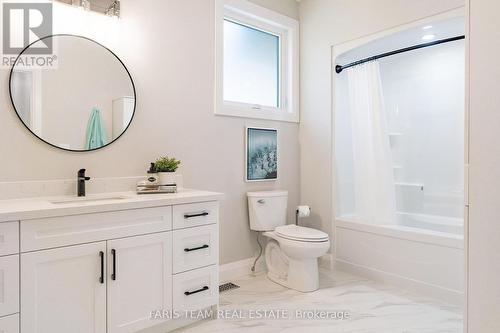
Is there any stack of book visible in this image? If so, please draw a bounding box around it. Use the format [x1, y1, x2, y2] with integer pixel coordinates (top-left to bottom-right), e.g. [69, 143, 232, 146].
[136, 183, 177, 194]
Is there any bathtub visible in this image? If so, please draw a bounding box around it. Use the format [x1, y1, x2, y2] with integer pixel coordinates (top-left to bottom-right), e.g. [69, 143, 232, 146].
[396, 212, 463, 235]
[334, 214, 464, 305]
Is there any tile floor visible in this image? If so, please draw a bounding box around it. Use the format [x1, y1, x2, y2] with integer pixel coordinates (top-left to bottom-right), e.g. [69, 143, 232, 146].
[175, 269, 462, 333]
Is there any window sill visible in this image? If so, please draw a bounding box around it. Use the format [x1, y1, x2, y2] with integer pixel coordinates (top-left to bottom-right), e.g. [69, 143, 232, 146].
[215, 105, 299, 123]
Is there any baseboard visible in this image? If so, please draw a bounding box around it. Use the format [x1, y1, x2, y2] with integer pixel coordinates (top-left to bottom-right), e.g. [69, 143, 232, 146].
[220, 253, 334, 283]
[219, 257, 266, 283]
[335, 259, 464, 306]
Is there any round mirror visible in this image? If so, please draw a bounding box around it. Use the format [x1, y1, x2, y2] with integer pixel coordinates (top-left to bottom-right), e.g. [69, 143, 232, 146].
[9, 35, 136, 152]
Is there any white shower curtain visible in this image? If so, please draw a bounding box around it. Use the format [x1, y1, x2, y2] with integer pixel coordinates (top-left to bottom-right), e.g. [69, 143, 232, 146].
[347, 61, 396, 224]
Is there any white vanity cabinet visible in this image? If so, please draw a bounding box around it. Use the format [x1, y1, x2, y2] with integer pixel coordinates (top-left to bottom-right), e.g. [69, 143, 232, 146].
[107, 232, 173, 333]
[0, 222, 19, 256]
[0, 221, 20, 333]
[0, 254, 19, 318]
[0, 191, 221, 333]
[0, 314, 19, 333]
[21, 233, 175, 333]
[21, 242, 108, 333]
[171, 203, 219, 313]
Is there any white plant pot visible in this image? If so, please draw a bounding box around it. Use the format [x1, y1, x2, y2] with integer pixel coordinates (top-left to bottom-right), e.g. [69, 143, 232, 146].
[158, 172, 178, 186]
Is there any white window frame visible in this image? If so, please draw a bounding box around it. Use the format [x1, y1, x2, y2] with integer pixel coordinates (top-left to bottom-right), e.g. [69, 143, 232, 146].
[215, 0, 299, 123]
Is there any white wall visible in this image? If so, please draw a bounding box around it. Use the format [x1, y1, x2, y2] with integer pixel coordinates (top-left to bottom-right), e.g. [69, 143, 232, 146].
[468, 0, 500, 331]
[241, 0, 298, 21]
[0, 0, 300, 265]
[298, 0, 465, 238]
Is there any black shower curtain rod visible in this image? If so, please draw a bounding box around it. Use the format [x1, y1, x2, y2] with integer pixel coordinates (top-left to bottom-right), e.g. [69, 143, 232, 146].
[335, 35, 465, 74]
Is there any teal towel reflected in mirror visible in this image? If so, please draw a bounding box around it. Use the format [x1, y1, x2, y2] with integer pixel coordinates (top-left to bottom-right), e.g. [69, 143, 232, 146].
[85, 107, 108, 150]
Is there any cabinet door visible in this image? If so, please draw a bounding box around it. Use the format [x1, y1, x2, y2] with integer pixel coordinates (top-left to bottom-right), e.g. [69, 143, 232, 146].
[0, 255, 19, 317]
[21, 242, 107, 333]
[0, 314, 19, 333]
[107, 232, 172, 333]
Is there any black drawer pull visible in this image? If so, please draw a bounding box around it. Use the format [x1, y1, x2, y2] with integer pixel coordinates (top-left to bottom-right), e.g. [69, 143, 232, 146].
[184, 244, 209, 252]
[111, 249, 117, 281]
[99, 251, 104, 284]
[184, 286, 209, 296]
[184, 212, 209, 219]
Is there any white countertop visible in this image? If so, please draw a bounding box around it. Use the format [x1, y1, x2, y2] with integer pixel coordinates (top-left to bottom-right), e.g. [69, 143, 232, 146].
[0, 189, 223, 222]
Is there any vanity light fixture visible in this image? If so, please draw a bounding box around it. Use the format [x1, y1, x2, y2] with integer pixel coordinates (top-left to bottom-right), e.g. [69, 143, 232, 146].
[72, 0, 90, 11]
[58, 0, 120, 17]
[105, 0, 120, 18]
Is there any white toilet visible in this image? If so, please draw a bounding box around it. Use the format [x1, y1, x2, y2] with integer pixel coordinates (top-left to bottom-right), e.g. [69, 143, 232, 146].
[247, 190, 330, 292]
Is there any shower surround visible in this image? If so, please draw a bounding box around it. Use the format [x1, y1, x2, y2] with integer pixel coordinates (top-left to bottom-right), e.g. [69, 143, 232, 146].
[333, 15, 465, 305]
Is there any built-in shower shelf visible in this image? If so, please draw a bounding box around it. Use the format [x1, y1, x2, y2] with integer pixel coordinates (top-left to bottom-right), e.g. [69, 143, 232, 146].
[388, 132, 403, 137]
[395, 182, 424, 191]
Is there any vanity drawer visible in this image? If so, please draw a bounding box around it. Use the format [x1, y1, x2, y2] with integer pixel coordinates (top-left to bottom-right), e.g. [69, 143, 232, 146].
[173, 265, 218, 311]
[0, 255, 19, 318]
[173, 202, 218, 230]
[0, 313, 19, 333]
[21, 206, 172, 252]
[173, 224, 218, 274]
[0, 222, 19, 256]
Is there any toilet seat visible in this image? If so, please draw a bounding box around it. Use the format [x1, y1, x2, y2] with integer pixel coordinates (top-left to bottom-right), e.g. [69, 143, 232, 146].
[275, 225, 329, 242]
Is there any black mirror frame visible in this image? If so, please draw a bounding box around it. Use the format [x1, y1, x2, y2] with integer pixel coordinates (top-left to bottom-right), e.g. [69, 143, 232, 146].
[8, 34, 137, 153]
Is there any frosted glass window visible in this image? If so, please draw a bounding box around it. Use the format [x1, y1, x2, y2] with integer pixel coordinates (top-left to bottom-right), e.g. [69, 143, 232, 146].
[223, 19, 280, 108]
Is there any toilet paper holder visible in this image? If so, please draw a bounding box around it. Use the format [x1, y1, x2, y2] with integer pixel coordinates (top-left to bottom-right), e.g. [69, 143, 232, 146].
[295, 205, 311, 225]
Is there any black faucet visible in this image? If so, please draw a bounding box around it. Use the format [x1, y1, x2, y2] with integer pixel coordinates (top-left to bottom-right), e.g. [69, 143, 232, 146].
[77, 169, 91, 197]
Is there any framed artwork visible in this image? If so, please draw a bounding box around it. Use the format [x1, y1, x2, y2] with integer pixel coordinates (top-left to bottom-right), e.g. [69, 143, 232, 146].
[246, 127, 278, 182]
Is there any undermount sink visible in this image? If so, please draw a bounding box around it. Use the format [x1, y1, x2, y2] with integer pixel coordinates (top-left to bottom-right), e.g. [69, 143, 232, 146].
[50, 194, 130, 205]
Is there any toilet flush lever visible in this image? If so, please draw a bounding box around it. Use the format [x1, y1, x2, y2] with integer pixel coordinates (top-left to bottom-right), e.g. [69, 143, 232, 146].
[257, 199, 266, 204]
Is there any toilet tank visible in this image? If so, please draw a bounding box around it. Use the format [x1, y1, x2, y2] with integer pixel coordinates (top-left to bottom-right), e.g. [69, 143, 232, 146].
[247, 190, 288, 231]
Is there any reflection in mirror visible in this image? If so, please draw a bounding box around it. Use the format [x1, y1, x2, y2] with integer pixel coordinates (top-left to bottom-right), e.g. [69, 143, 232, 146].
[9, 35, 136, 151]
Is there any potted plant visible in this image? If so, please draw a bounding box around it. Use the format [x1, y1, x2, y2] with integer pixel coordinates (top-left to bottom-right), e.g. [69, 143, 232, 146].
[155, 156, 181, 185]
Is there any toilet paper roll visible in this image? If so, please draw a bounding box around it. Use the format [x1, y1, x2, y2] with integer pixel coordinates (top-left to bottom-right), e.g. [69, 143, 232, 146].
[297, 205, 311, 218]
